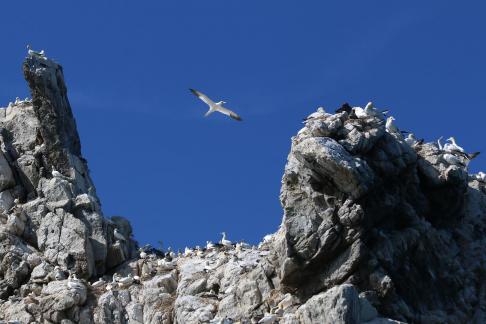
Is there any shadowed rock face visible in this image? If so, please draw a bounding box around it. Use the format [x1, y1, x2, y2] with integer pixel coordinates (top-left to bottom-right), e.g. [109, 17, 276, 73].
[0, 55, 485, 324]
[278, 109, 485, 323]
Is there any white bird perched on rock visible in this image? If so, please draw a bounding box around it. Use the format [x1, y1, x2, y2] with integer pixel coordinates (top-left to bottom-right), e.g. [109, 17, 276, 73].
[405, 133, 424, 148]
[157, 258, 176, 271]
[184, 247, 194, 257]
[442, 153, 463, 166]
[51, 169, 63, 178]
[117, 274, 134, 287]
[220, 232, 232, 247]
[206, 241, 216, 250]
[14, 97, 20, 105]
[303, 107, 328, 121]
[475, 172, 486, 182]
[258, 313, 278, 324]
[139, 248, 147, 259]
[235, 241, 250, 252]
[352, 102, 387, 120]
[189, 89, 242, 121]
[106, 276, 117, 291]
[51, 166, 72, 181]
[437, 136, 444, 150]
[405, 133, 417, 146]
[113, 228, 127, 242]
[385, 116, 399, 134]
[91, 278, 105, 288]
[444, 137, 480, 160]
[53, 266, 66, 281]
[196, 246, 205, 257]
[352, 102, 372, 119]
[444, 136, 465, 154]
[27, 44, 45, 57]
[67, 273, 84, 290]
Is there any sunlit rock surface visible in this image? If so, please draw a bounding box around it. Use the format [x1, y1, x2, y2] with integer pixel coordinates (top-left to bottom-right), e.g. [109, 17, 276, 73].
[0, 55, 485, 323]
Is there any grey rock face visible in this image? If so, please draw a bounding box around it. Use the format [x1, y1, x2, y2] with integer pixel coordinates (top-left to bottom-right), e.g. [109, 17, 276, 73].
[277, 107, 486, 323]
[1, 55, 485, 324]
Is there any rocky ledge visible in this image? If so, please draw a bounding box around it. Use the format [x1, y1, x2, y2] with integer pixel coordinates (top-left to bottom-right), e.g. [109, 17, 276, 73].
[0, 55, 485, 324]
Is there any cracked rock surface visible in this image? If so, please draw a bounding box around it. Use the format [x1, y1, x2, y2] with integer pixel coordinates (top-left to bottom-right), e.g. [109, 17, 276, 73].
[0, 56, 485, 323]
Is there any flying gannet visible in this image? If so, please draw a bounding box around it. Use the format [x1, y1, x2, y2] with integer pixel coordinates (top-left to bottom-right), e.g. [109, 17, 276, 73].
[189, 89, 242, 121]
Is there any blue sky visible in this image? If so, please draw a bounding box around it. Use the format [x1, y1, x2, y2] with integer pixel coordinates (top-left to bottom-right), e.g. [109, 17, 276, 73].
[1, 1, 485, 250]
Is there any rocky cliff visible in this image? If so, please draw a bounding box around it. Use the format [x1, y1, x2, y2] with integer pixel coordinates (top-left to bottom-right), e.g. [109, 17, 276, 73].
[0, 55, 485, 324]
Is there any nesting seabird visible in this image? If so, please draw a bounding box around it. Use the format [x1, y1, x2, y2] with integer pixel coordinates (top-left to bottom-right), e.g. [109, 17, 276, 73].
[206, 241, 217, 251]
[257, 313, 278, 324]
[91, 278, 106, 288]
[304, 107, 327, 121]
[67, 273, 84, 290]
[476, 172, 486, 182]
[189, 89, 242, 121]
[352, 102, 387, 120]
[139, 248, 147, 259]
[442, 153, 463, 166]
[184, 247, 194, 257]
[405, 133, 424, 147]
[53, 266, 66, 281]
[385, 116, 399, 134]
[220, 232, 232, 247]
[157, 258, 176, 270]
[444, 137, 480, 160]
[235, 241, 250, 252]
[352, 102, 373, 119]
[437, 136, 444, 150]
[117, 274, 134, 287]
[27, 44, 45, 57]
[113, 228, 127, 242]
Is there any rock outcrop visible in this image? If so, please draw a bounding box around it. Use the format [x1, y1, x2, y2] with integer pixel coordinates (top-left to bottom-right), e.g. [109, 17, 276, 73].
[0, 55, 485, 324]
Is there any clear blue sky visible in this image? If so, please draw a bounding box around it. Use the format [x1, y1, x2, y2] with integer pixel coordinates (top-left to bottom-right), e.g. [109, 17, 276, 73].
[1, 1, 485, 250]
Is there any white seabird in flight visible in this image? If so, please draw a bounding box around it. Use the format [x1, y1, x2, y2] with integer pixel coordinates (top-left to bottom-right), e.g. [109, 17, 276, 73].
[189, 89, 242, 121]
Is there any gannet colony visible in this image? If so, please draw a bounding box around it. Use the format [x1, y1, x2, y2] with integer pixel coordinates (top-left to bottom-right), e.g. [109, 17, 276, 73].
[0, 49, 485, 323]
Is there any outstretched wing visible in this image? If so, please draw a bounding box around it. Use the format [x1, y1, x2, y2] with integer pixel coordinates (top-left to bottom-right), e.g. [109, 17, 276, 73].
[215, 105, 243, 121]
[189, 89, 216, 107]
